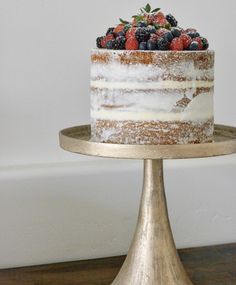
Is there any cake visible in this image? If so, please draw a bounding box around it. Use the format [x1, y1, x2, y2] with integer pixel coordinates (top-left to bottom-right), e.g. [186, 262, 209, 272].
[90, 4, 214, 145]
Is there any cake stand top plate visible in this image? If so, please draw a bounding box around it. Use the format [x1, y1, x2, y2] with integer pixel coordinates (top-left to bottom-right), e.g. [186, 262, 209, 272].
[59, 124, 236, 160]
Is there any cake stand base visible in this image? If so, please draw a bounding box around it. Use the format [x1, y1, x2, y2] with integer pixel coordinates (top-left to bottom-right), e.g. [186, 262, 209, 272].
[59, 124, 236, 285]
[112, 159, 193, 285]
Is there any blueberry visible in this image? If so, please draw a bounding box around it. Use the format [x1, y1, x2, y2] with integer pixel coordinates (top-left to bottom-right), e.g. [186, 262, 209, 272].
[189, 41, 199, 50]
[147, 40, 157, 50]
[137, 21, 147, 27]
[139, 42, 147, 50]
[171, 27, 181, 37]
[187, 32, 200, 39]
[163, 31, 174, 42]
[147, 25, 156, 34]
[106, 40, 115, 49]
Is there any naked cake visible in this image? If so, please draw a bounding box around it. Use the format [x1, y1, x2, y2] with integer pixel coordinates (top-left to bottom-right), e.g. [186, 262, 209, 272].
[90, 4, 214, 145]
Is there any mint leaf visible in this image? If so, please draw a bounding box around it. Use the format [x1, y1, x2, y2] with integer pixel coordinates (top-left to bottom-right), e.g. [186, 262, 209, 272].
[119, 18, 129, 24]
[151, 8, 161, 13]
[145, 3, 151, 13]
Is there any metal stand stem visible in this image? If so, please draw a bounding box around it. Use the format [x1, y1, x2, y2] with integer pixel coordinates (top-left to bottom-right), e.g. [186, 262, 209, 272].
[112, 159, 193, 285]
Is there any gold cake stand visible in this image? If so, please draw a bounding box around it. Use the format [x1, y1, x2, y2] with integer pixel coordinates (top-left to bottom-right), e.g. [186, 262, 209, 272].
[59, 124, 236, 285]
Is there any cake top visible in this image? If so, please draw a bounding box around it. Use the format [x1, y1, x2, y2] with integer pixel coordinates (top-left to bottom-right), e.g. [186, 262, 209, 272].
[96, 3, 209, 51]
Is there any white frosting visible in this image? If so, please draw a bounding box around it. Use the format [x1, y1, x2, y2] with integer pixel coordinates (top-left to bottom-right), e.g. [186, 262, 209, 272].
[91, 93, 213, 122]
[91, 62, 214, 82]
[91, 80, 213, 90]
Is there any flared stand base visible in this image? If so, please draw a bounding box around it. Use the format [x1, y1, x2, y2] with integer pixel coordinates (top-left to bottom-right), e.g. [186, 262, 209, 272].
[111, 159, 193, 285]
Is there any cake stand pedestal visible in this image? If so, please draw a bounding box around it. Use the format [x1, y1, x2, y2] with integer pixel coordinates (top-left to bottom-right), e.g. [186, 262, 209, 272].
[59, 124, 236, 285]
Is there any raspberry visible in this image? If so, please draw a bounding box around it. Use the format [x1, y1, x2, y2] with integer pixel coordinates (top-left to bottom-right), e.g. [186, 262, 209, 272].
[192, 37, 203, 50]
[113, 24, 124, 35]
[179, 34, 192, 49]
[126, 27, 137, 39]
[125, 37, 139, 50]
[101, 34, 114, 48]
[170, 37, 184, 51]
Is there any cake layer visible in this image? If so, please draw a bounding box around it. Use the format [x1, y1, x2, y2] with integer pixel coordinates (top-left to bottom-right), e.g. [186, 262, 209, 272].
[90, 49, 215, 145]
[91, 119, 214, 145]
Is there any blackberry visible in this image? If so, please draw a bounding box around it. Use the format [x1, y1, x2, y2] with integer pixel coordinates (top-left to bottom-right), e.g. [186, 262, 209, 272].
[147, 40, 157, 50]
[114, 36, 126, 50]
[139, 42, 147, 50]
[135, 27, 150, 42]
[163, 31, 174, 42]
[106, 40, 115, 49]
[187, 31, 200, 39]
[157, 38, 170, 50]
[166, 14, 178, 27]
[96, 36, 103, 48]
[106, 27, 114, 36]
[171, 27, 181, 38]
[188, 41, 199, 50]
[137, 21, 148, 28]
[200, 37, 209, 50]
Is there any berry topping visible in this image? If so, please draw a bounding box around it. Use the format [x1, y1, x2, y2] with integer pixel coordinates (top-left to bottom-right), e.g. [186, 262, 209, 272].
[166, 14, 178, 27]
[171, 27, 182, 38]
[106, 27, 114, 36]
[188, 41, 199, 50]
[101, 34, 114, 48]
[187, 31, 200, 39]
[115, 36, 126, 50]
[95, 4, 209, 51]
[135, 27, 150, 42]
[192, 37, 203, 50]
[125, 37, 139, 50]
[157, 38, 170, 50]
[96, 36, 103, 48]
[170, 38, 184, 51]
[179, 34, 192, 49]
[200, 37, 209, 50]
[163, 31, 174, 42]
[113, 24, 124, 35]
[106, 40, 115, 49]
[139, 41, 148, 50]
[126, 27, 137, 39]
[147, 40, 157, 50]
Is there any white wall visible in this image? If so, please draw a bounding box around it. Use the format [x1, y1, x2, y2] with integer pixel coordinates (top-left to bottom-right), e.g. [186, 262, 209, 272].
[0, 0, 236, 268]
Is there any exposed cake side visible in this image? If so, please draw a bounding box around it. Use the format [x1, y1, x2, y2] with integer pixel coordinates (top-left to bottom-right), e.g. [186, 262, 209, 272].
[90, 49, 214, 144]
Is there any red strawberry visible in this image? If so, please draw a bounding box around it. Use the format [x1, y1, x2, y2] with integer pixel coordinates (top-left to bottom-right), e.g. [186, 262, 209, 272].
[125, 27, 137, 39]
[125, 37, 139, 50]
[113, 24, 124, 34]
[170, 38, 184, 51]
[101, 34, 114, 48]
[192, 37, 203, 50]
[179, 34, 192, 49]
[151, 11, 167, 26]
[156, 28, 169, 37]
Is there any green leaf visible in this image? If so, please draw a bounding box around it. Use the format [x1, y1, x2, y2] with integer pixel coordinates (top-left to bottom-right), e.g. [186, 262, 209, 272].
[119, 18, 129, 24]
[145, 3, 151, 13]
[151, 8, 161, 13]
